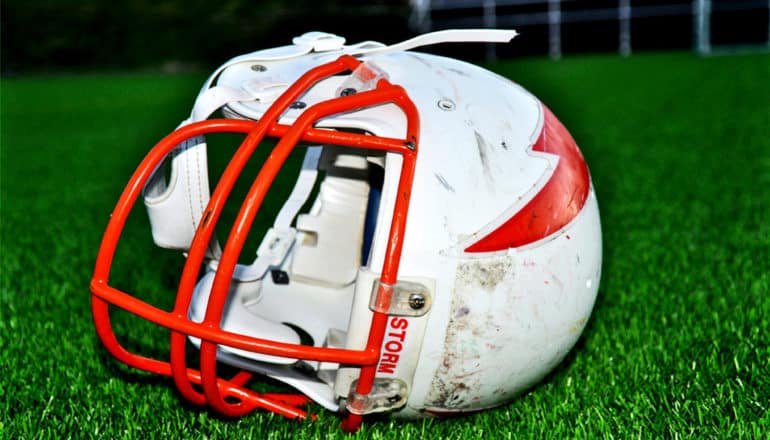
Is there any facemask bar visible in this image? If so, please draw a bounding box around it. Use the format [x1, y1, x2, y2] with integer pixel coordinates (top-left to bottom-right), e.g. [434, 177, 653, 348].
[91, 54, 419, 431]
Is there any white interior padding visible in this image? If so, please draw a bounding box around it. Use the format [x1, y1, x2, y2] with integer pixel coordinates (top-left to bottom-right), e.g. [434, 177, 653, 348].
[143, 136, 222, 259]
[290, 175, 370, 287]
[189, 271, 300, 365]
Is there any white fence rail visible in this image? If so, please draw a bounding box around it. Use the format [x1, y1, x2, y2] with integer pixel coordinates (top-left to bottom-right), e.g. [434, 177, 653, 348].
[410, 0, 770, 58]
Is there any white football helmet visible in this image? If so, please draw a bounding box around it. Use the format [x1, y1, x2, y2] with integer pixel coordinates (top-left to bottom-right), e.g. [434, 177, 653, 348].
[91, 29, 601, 431]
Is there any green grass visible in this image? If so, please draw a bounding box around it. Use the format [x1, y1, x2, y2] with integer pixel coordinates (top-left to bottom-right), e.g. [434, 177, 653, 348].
[2, 51, 769, 439]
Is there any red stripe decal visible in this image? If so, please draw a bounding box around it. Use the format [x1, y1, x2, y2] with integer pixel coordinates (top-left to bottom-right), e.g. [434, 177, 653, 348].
[465, 104, 590, 253]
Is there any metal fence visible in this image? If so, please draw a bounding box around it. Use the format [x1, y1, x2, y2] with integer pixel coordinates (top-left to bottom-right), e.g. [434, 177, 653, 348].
[410, 0, 770, 58]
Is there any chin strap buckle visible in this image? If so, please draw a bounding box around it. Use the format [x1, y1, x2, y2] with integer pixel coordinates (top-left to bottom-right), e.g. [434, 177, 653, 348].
[346, 378, 408, 415]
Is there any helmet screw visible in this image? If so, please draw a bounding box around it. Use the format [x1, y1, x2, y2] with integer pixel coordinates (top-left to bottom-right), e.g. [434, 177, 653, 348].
[340, 87, 357, 96]
[290, 101, 307, 109]
[251, 64, 267, 72]
[437, 98, 455, 111]
[408, 293, 425, 310]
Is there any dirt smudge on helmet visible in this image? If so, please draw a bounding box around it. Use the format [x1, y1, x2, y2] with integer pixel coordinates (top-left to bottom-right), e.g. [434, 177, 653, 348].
[474, 130, 494, 183]
[455, 257, 513, 291]
[424, 256, 515, 410]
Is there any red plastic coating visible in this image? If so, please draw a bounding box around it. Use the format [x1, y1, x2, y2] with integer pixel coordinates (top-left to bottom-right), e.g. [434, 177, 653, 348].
[465, 104, 589, 252]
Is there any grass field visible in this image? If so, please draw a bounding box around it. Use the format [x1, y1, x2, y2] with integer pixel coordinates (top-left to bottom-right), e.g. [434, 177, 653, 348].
[1, 51, 768, 439]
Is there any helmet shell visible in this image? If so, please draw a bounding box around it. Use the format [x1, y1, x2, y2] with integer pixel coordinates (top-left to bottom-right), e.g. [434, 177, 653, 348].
[225, 51, 605, 417]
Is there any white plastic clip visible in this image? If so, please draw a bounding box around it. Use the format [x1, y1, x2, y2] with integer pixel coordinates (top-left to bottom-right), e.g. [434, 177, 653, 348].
[335, 62, 388, 97]
[292, 32, 346, 52]
[369, 279, 431, 317]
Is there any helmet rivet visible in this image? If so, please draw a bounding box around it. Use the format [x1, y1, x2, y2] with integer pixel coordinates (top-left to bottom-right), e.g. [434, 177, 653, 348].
[437, 98, 455, 111]
[340, 87, 357, 96]
[290, 101, 307, 109]
[408, 293, 425, 310]
[251, 64, 267, 72]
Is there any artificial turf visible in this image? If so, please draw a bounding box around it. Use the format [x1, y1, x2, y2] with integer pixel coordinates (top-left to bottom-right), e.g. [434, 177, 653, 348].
[1, 51, 768, 439]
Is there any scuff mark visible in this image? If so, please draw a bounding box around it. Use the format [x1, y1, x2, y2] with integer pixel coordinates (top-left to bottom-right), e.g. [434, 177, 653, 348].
[447, 67, 471, 77]
[434, 173, 456, 193]
[407, 53, 459, 100]
[425, 257, 516, 410]
[474, 130, 493, 182]
[408, 53, 434, 69]
[455, 258, 513, 292]
[550, 274, 564, 291]
[426, 379, 471, 411]
[569, 317, 587, 334]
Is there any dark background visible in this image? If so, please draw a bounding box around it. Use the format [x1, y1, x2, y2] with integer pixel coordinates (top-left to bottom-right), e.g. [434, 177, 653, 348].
[2, 0, 769, 73]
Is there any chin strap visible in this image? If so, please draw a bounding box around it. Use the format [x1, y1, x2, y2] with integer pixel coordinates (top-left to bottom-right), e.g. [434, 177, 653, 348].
[346, 28, 518, 56]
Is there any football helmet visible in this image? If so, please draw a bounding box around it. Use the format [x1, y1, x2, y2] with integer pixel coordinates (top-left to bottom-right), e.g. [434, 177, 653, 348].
[91, 29, 601, 431]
